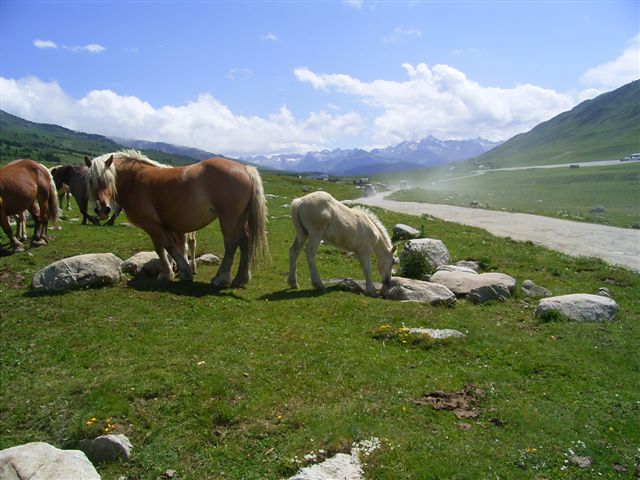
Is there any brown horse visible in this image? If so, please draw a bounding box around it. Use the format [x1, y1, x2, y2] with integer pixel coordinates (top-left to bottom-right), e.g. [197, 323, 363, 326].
[0, 159, 59, 252]
[85, 150, 268, 286]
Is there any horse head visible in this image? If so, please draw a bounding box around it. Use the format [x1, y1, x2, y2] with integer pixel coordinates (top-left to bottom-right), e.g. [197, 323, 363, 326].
[85, 154, 116, 221]
[377, 243, 396, 285]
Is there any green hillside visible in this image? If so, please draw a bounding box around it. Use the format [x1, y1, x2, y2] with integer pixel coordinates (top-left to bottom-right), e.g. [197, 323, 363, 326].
[0, 110, 198, 167]
[471, 80, 640, 168]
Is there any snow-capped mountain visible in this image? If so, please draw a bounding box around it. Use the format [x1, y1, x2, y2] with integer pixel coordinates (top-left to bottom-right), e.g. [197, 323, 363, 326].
[242, 136, 501, 175]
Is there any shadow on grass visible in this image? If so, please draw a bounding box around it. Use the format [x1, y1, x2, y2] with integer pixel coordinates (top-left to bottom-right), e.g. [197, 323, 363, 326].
[127, 276, 243, 299]
[258, 286, 347, 301]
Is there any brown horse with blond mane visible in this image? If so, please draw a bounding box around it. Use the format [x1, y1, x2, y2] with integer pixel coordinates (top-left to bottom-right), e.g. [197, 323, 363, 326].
[1, 159, 59, 252]
[85, 150, 268, 287]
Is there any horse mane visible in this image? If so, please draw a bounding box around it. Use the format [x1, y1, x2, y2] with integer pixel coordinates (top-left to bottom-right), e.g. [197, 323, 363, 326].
[87, 150, 169, 202]
[352, 205, 392, 248]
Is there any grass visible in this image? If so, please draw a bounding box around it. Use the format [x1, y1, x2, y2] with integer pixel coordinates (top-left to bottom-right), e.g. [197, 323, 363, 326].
[386, 162, 640, 229]
[1, 175, 639, 479]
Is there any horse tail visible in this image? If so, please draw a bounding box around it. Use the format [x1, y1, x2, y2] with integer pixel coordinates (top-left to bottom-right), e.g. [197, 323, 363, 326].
[245, 165, 270, 266]
[44, 165, 60, 222]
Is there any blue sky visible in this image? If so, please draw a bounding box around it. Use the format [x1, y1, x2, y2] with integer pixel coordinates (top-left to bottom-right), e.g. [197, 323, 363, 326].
[1, 1, 638, 157]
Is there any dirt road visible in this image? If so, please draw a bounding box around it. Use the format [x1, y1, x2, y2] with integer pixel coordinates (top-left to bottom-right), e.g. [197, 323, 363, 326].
[356, 193, 640, 272]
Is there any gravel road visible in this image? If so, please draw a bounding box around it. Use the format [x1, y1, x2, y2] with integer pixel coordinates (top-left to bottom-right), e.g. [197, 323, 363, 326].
[356, 193, 640, 272]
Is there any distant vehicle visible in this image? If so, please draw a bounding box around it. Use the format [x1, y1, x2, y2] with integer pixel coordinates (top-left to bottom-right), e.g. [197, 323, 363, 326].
[621, 153, 640, 161]
[570, 164, 580, 168]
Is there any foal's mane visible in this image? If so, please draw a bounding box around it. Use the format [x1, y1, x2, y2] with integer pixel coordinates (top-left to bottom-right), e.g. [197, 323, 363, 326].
[353, 205, 392, 248]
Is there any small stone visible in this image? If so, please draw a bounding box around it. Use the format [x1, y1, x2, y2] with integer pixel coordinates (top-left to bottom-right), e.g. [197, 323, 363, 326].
[521, 279, 552, 298]
[468, 284, 511, 304]
[163, 469, 177, 478]
[195, 253, 221, 266]
[596, 287, 613, 298]
[571, 455, 592, 469]
[407, 328, 465, 339]
[78, 434, 132, 464]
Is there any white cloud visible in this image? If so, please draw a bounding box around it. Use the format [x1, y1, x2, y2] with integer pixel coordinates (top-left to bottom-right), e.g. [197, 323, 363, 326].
[383, 26, 422, 45]
[64, 43, 106, 53]
[580, 33, 640, 88]
[344, 0, 363, 9]
[261, 32, 278, 41]
[0, 76, 365, 157]
[295, 62, 596, 144]
[226, 68, 254, 80]
[33, 39, 105, 53]
[33, 39, 58, 49]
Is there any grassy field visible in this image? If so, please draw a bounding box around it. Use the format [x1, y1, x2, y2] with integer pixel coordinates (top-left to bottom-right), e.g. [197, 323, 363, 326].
[1, 175, 639, 479]
[385, 162, 640, 229]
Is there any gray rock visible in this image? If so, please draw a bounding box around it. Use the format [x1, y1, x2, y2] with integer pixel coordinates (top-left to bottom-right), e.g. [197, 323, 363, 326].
[436, 264, 478, 275]
[392, 224, 420, 241]
[521, 279, 552, 298]
[78, 434, 132, 464]
[535, 294, 619, 322]
[468, 284, 511, 304]
[429, 270, 516, 296]
[265, 194, 278, 200]
[596, 287, 613, 298]
[289, 453, 361, 480]
[381, 277, 456, 305]
[122, 251, 162, 276]
[407, 328, 465, 339]
[455, 260, 480, 271]
[0, 442, 100, 479]
[589, 205, 606, 214]
[32, 253, 123, 293]
[195, 253, 221, 266]
[400, 238, 451, 274]
[326, 277, 381, 295]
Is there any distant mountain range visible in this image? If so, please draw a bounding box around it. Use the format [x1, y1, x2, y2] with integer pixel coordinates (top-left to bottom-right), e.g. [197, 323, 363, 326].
[242, 137, 501, 175]
[470, 79, 640, 168]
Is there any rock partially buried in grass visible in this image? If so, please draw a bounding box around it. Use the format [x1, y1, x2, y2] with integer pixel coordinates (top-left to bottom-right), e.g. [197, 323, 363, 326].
[32, 253, 123, 293]
[326, 277, 381, 296]
[122, 251, 162, 276]
[521, 279, 552, 298]
[381, 277, 456, 305]
[429, 270, 516, 296]
[468, 284, 511, 304]
[535, 294, 619, 322]
[407, 328, 465, 339]
[78, 434, 132, 464]
[195, 253, 221, 266]
[399, 238, 451, 274]
[0, 442, 100, 479]
[392, 223, 420, 241]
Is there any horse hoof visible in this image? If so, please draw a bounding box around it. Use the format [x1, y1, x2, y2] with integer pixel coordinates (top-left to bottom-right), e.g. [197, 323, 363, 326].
[30, 239, 47, 248]
[211, 278, 230, 289]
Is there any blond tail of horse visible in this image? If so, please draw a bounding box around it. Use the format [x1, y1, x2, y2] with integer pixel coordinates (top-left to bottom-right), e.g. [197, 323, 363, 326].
[44, 165, 60, 223]
[245, 166, 270, 266]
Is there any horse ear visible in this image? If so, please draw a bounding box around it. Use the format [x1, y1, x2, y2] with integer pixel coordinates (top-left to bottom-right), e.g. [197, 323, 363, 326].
[84, 156, 92, 167]
[105, 155, 114, 168]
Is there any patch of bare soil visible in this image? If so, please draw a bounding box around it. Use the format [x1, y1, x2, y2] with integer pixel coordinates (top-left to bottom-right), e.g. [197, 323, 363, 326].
[0, 269, 26, 289]
[415, 384, 485, 419]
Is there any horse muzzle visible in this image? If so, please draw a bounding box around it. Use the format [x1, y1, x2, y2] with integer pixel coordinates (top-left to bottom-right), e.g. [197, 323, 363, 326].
[94, 205, 112, 221]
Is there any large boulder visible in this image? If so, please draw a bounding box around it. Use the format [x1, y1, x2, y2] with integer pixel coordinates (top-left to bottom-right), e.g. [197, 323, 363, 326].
[381, 277, 456, 306]
[399, 238, 451, 276]
[122, 251, 162, 276]
[0, 442, 100, 479]
[535, 294, 619, 322]
[468, 284, 511, 304]
[78, 434, 132, 464]
[429, 270, 516, 296]
[32, 253, 123, 293]
[392, 224, 420, 241]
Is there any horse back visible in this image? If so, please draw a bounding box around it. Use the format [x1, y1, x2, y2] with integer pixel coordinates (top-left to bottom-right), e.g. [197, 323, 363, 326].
[0, 159, 45, 215]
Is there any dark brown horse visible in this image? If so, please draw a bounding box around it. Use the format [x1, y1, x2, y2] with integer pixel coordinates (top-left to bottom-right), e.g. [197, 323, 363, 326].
[0, 159, 59, 251]
[85, 150, 268, 287]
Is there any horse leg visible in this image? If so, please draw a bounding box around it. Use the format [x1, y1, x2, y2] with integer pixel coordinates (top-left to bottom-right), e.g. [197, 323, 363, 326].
[211, 218, 241, 289]
[15, 212, 27, 242]
[29, 202, 47, 247]
[357, 251, 377, 297]
[1, 203, 24, 252]
[166, 232, 193, 282]
[287, 233, 307, 289]
[187, 232, 197, 275]
[231, 225, 252, 288]
[305, 236, 325, 290]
